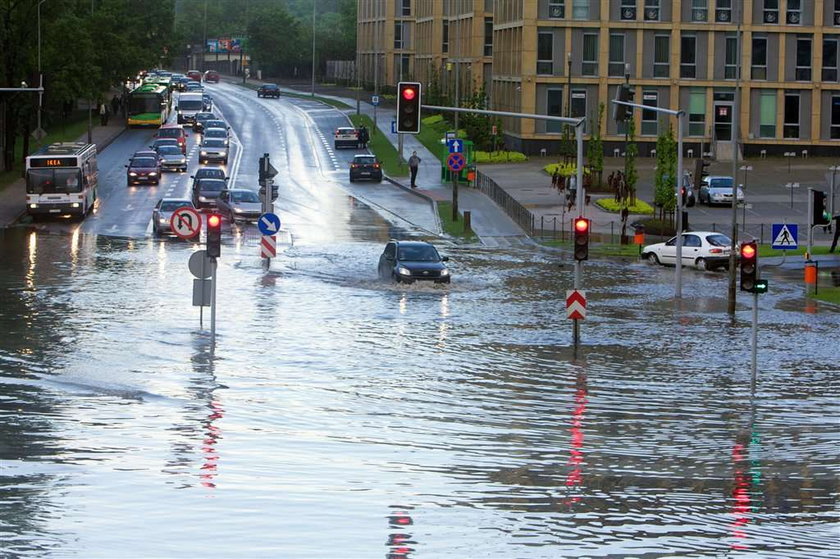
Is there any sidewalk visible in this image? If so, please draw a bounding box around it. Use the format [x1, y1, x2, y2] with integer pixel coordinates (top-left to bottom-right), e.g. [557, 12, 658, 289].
[0, 115, 127, 228]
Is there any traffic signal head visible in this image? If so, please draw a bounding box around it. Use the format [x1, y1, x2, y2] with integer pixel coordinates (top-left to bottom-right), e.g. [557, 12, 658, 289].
[206, 213, 222, 258]
[397, 82, 422, 134]
[573, 217, 590, 261]
[811, 189, 830, 226]
[613, 85, 634, 123]
[739, 241, 757, 292]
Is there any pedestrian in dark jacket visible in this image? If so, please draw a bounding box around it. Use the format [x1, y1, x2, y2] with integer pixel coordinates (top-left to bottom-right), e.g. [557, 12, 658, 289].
[358, 126, 369, 149]
[408, 151, 421, 188]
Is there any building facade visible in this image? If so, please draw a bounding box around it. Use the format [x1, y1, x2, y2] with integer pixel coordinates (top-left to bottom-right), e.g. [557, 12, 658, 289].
[357, 0, 840, 156]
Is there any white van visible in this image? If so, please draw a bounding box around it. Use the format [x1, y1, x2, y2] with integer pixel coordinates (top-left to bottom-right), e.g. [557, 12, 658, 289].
[177, 92, 204, 126]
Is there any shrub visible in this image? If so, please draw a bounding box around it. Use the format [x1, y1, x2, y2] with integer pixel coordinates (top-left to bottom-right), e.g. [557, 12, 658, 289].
[475, 151, 528, 163]
[595, 197, 654, 214]
[422, 114, 444, 125]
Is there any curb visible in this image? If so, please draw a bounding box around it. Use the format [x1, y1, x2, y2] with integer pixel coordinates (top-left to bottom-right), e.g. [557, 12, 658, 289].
[384, 175, 443, 235]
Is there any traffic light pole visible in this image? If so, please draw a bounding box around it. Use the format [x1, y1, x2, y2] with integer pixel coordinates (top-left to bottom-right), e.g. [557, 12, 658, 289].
[751, 291, 758, 381]
[807, 187, 814, 259]
[210, 256, 217, 350]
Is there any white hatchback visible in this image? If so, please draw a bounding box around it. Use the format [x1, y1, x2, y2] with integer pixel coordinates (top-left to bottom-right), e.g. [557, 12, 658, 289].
[642, 231, 735, 271]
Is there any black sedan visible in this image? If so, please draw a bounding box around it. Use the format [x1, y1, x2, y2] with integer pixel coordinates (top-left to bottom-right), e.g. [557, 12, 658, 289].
[192, 178, 228, 209]
[125, 156, 161, 186]
[349, 155, 383, 182]
[258, 84, 281, 98]
[378, 240, 450, 284]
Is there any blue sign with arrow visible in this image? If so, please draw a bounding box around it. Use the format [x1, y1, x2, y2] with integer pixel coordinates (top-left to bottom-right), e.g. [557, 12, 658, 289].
[447, 139, 463, 153]
[258, 213, 282, 235]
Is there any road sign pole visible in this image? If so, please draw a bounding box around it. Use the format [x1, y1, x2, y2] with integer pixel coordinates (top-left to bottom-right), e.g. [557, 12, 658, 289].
[751, 291, 758, 384]
[807, 187, 813, 259]
[452, 173, 459, 222]
[573, 125, 584, 346]
[210, 256, 217, 350]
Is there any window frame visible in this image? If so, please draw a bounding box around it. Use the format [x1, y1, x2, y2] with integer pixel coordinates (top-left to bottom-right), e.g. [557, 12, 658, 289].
[681, 35, 697, 79]
[752, 36, 768, 80]
[786, 0, 802, 25]
[582, 33, 598, 76]
[608, 32, 626, 77]
[823, 37, 839, 82]
[401, 0, 411, 17]
[724, 35, 738, 79]
[715, 0, 732, 22]
[546, 88, 564, 133]
[688, 88, 706, 136]
[548, 0, 565, 19]
[641, 90, 659, 136]
[443, 20, 449, 53]
[572, 0, 589, 20]
[830, 94, 840, 139]
[483, 17, 493, 56]
[654, 34, 670, 78]
[644, 0, 660, 21]
[758, 90, 776, 138]
[795, 36, 812, 81]
[692, 0, 708, 22]
[394, 21, 404, 49]
[537, 31, 554, 75]
[764, 0, 779, 24]
[783, 92, 800, 139]
[620, 0, 637, 21]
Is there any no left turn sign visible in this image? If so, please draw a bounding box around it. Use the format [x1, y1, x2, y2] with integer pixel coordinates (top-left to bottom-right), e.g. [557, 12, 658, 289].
[170, 207, 202, 240]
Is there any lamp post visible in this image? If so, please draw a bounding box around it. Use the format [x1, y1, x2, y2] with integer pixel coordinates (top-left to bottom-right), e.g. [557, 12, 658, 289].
[566, 52, 572, 118]
[311, 0, 316, 97]
[36, 0, 47, 142]
[829, 165, 839, 219]
[623, 62, 630, 176]
[784, 151, 795, 173]
[740, 165, 752, 231]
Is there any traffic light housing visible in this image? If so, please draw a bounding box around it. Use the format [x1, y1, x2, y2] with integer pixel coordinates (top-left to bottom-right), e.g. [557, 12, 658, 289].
[396, 82, 422, 134]
[206, 213, 222, 258]
[812, 189, 830, 226]
[739, 241, 757, 292]
[573, 217, 590, 261]
[694, 158, 710, 188]
[613, 84, 634, 123]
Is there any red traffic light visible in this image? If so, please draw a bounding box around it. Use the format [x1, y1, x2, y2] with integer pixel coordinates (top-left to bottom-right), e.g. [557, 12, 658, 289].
[574, 218, 589, 233]
[740, 243, 756, 260]
[401, 87, 416, 101]
[207, 214, 222, 228]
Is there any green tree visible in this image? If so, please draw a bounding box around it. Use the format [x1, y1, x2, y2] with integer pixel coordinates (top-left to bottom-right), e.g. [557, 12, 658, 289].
[586, 103, 604, 187]
[625, 115, 638, 203]
[246, 4, 305, 77]
[653, 124, 677, 218]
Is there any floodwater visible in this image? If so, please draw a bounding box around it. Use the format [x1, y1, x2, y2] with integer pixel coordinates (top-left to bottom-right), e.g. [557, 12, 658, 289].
[0, 221, 837, 558]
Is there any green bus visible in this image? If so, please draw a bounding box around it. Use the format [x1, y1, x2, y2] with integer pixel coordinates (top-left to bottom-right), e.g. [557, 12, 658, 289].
[126, 83, 171, 127]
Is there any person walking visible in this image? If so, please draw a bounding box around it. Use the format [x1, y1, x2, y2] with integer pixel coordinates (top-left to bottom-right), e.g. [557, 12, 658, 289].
[358, 125, 369, 149]
[408, 151, 421, 188]
[99, 103, 109, 126]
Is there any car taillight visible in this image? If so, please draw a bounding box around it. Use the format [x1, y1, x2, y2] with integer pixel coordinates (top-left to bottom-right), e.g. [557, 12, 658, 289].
[374, 163, 380, 168]
[709, 248, 723, 254]
[351, 164, 358, 168]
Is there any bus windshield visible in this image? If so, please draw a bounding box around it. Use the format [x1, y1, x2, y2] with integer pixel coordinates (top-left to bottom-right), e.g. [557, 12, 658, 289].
[27, 168, 83, 194]
[128, 95, 164, 116]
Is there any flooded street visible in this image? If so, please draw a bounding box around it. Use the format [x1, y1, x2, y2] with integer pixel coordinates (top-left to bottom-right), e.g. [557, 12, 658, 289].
[0, 222, 837, 558]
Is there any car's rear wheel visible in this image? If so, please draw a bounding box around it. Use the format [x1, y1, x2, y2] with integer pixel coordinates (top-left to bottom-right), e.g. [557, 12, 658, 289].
[695, 257, 708, 270]
[645, 253, 660, 265]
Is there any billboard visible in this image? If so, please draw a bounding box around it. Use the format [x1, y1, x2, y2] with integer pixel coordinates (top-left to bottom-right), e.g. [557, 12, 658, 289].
[206, 38, 243, 53]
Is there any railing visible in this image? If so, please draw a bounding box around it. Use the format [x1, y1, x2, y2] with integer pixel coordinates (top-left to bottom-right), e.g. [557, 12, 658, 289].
[475, 170, 535, 235]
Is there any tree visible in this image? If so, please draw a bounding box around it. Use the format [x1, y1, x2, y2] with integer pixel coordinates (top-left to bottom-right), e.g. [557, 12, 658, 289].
[247, 4, 305, 77]
[653, 124, 677, 219]
[586, 103, 604, 187]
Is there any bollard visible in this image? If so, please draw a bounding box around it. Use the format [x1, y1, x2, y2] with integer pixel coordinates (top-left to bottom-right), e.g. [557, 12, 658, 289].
[804, 261, 817, 288]
[634, 224, 645, 251]
[464, 210, 472, 233]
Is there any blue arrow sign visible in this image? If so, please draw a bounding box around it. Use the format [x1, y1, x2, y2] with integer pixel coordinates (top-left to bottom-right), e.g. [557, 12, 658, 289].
[258, 212, 281, 235]
[448, 139, 463, 153]
[771, 223, 798, 250]
[391, 120, 396, 134]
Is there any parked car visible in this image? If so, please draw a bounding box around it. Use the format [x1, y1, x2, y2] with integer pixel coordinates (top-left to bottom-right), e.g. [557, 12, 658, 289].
[152, 198, 196, 236]
[193, 112, 217, 134]
[191, 167, 227, 191]
[126, 156, 161, 186]
[203, 127, 229, 145]
[699, 176, 744, 206]
[156, 145, 188, 173]
[217, 189, 262, 223]
[186, 70, 202, 82]
[641, 231, 735, 271]
[199, 138, 228, 164]
[334, 127, 360, 149]
[378, 240, 451, 284]
[349, 154, 383, 182]
[203, 70, 220, 83]
[192, 177, 228, 209]
[257, 83, 281, 98]
[155, 123, 188, 154]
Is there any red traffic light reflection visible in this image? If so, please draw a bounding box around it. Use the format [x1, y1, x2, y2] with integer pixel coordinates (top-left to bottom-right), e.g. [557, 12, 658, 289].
[401, 87, 416, 101]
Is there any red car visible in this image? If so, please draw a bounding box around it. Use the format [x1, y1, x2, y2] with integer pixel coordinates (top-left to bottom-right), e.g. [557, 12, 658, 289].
[186, 70, 202, 82]
[203, 70, 220, 83]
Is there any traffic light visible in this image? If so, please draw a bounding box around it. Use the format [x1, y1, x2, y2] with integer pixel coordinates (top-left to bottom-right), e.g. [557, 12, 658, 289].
[613, 84, 634, 122]
[811, 189, 830, 226]
[206, 213, 222, 258]
[396, 82, 422, 134]
[694, 159, 710, 188]
[573, 217, 590, 261]
[739, 241, 757, 292]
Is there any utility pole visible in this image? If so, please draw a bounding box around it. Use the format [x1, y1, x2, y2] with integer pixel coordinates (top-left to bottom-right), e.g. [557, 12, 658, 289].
[453, 6, 460, 136]
[202, 0, 208, 73]
[311, 0, 316, 97]
[727, 4, 743, 315]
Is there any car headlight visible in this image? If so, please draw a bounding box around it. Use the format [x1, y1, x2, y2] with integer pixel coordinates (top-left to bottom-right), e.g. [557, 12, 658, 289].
[440, 268, 450, 276]
[159, 217, 168, 224]
[398, 266, 411, 276]
[29, 203, 38, 209]
[149, 172, 158, 176]
[129, 172, 137, 176]
[71, 203, 80, 208]
[200, 151, 207, 155]
[233, 207, 243, 213]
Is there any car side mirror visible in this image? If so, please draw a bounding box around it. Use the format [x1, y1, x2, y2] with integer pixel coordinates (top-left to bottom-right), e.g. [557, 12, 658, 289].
[441, 256, 449, 262]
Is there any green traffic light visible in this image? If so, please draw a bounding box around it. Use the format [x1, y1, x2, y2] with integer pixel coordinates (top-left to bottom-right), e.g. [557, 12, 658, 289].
[753, 279, 769, 294]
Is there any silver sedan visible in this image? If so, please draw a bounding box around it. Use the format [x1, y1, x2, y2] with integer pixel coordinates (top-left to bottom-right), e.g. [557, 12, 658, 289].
[217, 189, 263, 223]
[151, 198, 196, 237]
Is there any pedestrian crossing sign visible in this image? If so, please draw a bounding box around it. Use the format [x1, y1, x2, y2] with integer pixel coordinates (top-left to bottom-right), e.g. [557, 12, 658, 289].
[771, 223, 798, 250]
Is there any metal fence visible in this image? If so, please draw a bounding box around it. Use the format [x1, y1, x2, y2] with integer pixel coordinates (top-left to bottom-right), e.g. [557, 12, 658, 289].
[475, 171, 535, 235]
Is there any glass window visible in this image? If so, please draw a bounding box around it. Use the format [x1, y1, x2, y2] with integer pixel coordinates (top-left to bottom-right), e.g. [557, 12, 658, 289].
[681, 35, 696, 78]
[641, 91, 658, 136]
[443, 20, 449, 52]
[572, 0, 589, 19]
[752, 36, 767, 80]
[795, 36, 812, 81]
[823, 37, 839, 82]
[688, 89, 706, 136]
[835, 0, 840, 26]
[725, 35, 738, 79]
[582, 33, 598, 75]
[547, 89, 564, 133]
[609, 33, 625, 77]
[484, 17, 493, 56]
[716, 0, 732, 22]
[401, 0, 411, 17]
[787, 0, 801, 24]
[537, 32, 554, 75]
[764, 0, 779, 24]
[548, 0, 565, 19]
[831, 95, 840, 139]
[394, 22, 403, 49]
[621, 0, 637, 20]
[692, 0, 708, 22]
[644, 0, 659, 21]
[571, 90, 587, 119]
[654, 35, 669, 78]
[759, 91, 776, 138]
[783, 93, 799, 138]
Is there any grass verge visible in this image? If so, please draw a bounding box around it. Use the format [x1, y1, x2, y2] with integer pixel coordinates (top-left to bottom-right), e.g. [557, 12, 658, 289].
[759, 245, 836, 257]
[437, 201, 478, 240]
[349, 114, 408, 177]
[538, 238, 642, 258]
[810, 287, 840, 304]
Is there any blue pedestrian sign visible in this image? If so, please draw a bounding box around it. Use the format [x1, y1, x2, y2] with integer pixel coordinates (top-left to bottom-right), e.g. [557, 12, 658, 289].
[371, 95, 380, 106]
[771, 223, 798, 250]
[258, 212, 282, 235]
[447, 139, 463, 153]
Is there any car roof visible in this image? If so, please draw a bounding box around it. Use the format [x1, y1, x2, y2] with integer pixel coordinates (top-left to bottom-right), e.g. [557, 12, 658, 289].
[393, 240, 435, 247]
[159, 123, 184, 129]
[354, 154, 375, 159]
[159, 197, 192, 203]
[337, 127, 356, 131]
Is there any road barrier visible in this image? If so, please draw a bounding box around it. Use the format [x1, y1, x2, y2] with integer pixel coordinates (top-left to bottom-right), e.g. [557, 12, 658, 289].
[474, 170, 534, 235]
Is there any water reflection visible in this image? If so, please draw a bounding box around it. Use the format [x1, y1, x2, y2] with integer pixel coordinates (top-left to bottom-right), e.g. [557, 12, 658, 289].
[386, 506, 416, 559]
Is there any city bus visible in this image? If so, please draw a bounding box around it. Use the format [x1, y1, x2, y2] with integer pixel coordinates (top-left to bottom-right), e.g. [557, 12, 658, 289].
[25, 142, 98, 218]
[126, 83, 171, 126]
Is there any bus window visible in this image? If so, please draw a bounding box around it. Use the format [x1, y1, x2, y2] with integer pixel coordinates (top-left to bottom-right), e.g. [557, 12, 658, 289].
[55, 169, 83, 192]
[26, 168, 53, 194]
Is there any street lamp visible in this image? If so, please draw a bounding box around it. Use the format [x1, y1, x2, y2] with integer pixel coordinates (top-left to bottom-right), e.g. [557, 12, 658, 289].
[829, 165, 839, 219]
[740, 165, 752, 231]
[311, 0, 316, 97]
[35, 0, 47, 142]
[784, 151, 795, 173]
[566, 52, 572, 118]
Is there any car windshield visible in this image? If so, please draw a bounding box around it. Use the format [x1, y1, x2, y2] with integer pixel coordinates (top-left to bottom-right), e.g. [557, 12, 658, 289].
[356, 157, 376, 164]
[199, 180, 226, 191]
[706, 234, 732, 247]
[132, 158, 157, 167]
[154, 140, 177, 147]
[231, 191, 260, 203]
[196, 169, 225, 179]
[178, 99, 203, 110]
[160, 201, 192, 212]
[196, 113, 215, 121]
[206, 129, 226, 137]
[157, 128, 182, 138]
[206, 121, 226, 128]
[263, 84, 278, 90]
[203, 139, 226, 147]
[708, 177, 734, 188]
[158, 146, 181, 155]
[398, 244, 440, 262]
[337, 128, 355, 134]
